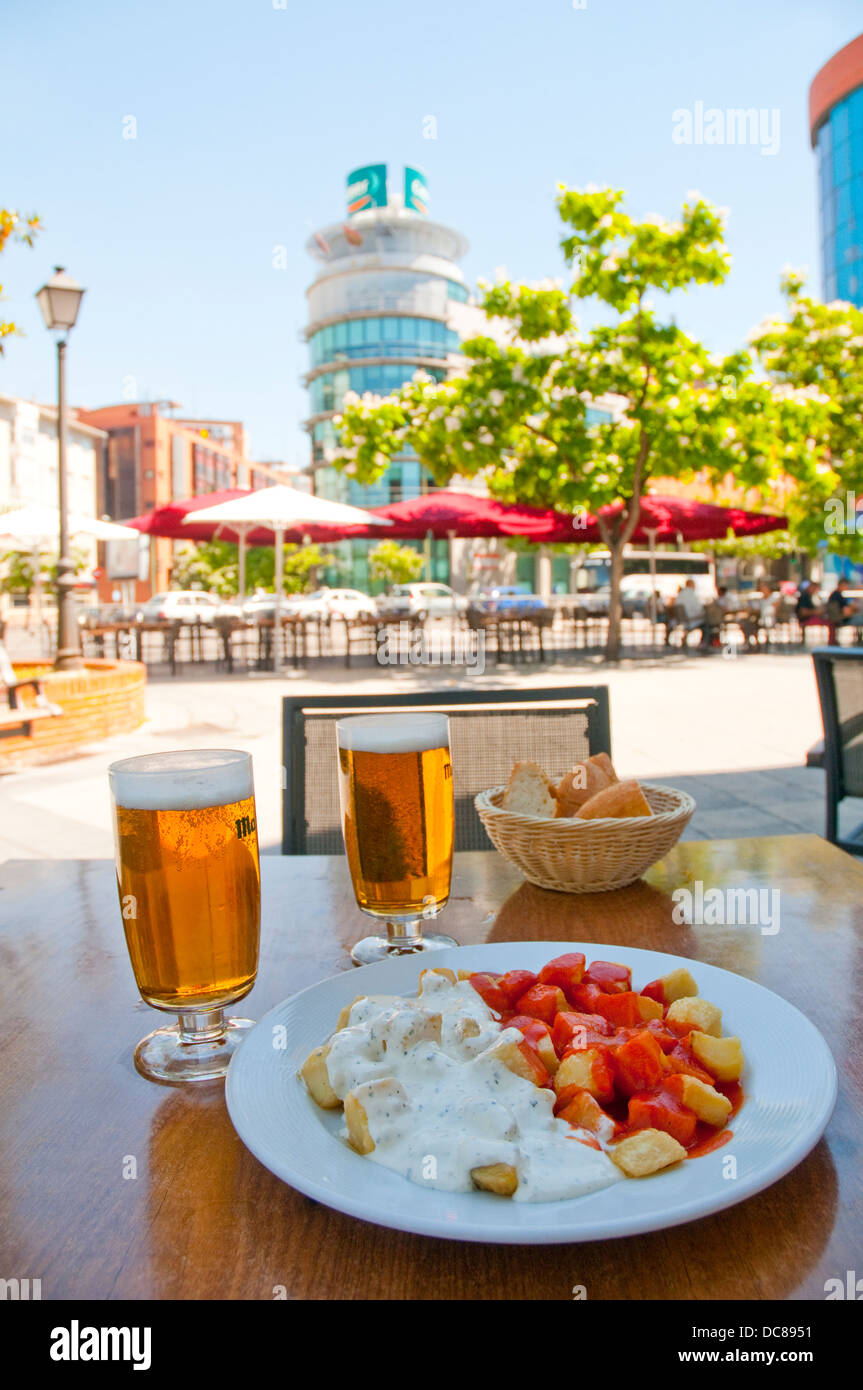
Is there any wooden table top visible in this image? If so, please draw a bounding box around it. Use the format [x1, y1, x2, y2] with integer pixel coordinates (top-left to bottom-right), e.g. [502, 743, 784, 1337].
[0, 836, 859, 1301]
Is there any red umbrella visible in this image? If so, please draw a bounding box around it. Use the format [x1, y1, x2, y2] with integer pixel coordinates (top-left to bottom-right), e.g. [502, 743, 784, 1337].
[123, 489, 377, 545]
[342, 489, 574, 539]
[535, 493, 788, 544]
[610, 494, 787, 542]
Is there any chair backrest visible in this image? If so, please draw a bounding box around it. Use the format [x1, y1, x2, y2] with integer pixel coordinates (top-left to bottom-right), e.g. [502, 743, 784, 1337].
[281, 685, 611, 854]
[0, 640, 18, 693]
[812, 649, 863, 799]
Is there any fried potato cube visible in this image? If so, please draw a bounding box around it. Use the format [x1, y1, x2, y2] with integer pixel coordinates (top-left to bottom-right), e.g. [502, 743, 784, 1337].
[471, 1163, 518, 1196]
[300, 1043, 341, 1110]
[457, 969, 473, 981]
[666, 996, 722, 1038]
[453, 1015, 481, 1044]
[343, 1090, 375, 1154]
[419, 966, 456, 988]
[659, 967, 699, 1004]
[335, 995, 366, 1031]
[535, 1033, 560, 1076]
[554, 1048, 615, 1104]
[665, 1073, 732, 1126]
[690, 1031, 744, 1082]
[485, 1036, 546, 1086]
[636, 994, 664, 1021]
[610, 1128, 687, 1178]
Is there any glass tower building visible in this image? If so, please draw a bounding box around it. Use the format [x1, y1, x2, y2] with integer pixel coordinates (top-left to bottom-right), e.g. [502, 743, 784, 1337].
[810, 33, 863, 304]
[303, 165, 475, 588]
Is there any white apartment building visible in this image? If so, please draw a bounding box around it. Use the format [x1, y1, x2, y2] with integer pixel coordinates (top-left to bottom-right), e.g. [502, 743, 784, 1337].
[0, 393, 105, 517]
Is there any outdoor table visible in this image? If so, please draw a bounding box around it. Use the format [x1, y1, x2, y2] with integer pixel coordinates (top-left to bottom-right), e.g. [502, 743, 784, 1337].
[0, 835, 858, 1300]
[80, 620, 180, 674]
[343, 614, 425, 668]
[467, 607, 552, 663]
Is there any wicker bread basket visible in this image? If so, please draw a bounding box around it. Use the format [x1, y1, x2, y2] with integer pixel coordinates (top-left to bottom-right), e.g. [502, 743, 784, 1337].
[474, 782, 695, 893]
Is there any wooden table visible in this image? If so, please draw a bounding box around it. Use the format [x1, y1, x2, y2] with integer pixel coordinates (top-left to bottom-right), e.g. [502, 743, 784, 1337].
[0, 836, 859, 1301]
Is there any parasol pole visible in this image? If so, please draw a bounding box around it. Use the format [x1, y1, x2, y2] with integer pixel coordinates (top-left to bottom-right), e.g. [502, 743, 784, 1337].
[273, 525, 284, 674]
[238, 525, 248, 602]
[645, 527, 659, 644]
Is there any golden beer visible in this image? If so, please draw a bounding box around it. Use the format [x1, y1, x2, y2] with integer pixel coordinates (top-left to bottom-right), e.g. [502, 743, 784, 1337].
[338, 714, 454, 918]
[110, 752, 260, 1011]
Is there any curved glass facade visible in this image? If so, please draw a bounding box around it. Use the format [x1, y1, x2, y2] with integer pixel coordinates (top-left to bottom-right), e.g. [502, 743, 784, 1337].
[815, 84, 863, 303]
[309, 363, 447, 416]
[308, 316, 459, 368]
[307, 270, 467, 324]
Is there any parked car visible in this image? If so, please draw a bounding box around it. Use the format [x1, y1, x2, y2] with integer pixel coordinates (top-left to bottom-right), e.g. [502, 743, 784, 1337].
[136, 591, 237, 624]
[379, 583, 468, 620]
[283, 588, 377, 621]
[470, 585, 548, 615]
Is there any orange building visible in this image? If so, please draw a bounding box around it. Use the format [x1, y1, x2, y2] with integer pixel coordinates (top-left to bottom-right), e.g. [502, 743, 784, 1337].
[76, 401, 278, 601]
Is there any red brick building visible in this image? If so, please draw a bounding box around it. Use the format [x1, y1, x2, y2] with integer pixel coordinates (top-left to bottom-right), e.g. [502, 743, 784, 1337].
[77, 401, 279, 600]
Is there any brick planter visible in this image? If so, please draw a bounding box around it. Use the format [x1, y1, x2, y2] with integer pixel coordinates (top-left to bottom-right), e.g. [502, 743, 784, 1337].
[1, 660, 147, 769]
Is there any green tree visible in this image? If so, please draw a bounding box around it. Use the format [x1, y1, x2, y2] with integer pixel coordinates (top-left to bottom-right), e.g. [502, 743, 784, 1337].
[1, 544, 89, 595]
[368, 539, 424, 587]
[333, 187, 827, 658]
[749, 270, 863, 556]
[171, 541, 325, 596]
[1, 207, 40, 351]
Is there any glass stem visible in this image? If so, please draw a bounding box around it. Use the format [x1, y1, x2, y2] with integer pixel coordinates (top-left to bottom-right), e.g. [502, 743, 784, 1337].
[385, 916, 424, 950]
[177, 1009, 227, 1045]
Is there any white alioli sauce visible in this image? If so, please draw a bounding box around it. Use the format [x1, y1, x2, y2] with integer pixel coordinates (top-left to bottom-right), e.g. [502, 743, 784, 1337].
[320, 970, 622, 1202]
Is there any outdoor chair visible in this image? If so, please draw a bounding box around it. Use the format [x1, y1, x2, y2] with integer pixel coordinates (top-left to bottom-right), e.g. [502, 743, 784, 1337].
[0, 640, 63, 736]
[665, 602, 704, 647]
[281, 685, 611, 854]
[811, 648, 863, 854]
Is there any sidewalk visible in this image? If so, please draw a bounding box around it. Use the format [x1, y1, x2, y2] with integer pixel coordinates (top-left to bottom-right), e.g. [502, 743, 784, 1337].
[0, 649, 837, 862]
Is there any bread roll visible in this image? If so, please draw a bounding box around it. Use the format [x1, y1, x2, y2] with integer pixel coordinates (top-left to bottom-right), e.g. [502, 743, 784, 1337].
[553, 760, 610, 816]
[501, 761, 556, 818]
[588, 752, 618, 783]
[575, 779, 652, 820]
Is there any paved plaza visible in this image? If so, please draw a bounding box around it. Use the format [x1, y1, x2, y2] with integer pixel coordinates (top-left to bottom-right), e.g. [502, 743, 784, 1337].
[0, 649, 839, 862]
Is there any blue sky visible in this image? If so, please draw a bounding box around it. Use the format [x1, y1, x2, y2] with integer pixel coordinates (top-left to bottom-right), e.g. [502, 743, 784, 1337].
[1, 0, 861, 467]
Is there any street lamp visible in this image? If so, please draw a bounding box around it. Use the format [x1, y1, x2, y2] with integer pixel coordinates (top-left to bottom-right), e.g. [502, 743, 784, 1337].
[36, 267, 86, 670]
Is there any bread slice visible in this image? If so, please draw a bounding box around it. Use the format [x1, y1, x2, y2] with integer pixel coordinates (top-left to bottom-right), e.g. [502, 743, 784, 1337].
[576, 779, 652, 820]
[588, 752, 618, 784]
[554, 761, 611, 816]
[501, 761, 556, 818]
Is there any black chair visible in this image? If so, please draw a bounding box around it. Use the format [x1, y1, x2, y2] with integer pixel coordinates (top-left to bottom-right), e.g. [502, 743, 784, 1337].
[812, 648, 863, 853]
[281, 685, 611, 854]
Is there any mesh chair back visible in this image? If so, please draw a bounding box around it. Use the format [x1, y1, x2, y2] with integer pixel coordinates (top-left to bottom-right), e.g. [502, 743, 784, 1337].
[282, 688, 610, 854]
[818, 652, 863, 797]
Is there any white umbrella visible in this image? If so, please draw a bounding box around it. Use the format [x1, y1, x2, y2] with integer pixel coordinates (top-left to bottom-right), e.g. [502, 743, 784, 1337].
[0, 504, 141, 544]
[183, 485, 391, 671]
[0, 505, 141, 646]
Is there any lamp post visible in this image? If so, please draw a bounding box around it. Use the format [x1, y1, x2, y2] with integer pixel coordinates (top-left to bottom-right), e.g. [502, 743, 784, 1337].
[36, 267, 86, 670]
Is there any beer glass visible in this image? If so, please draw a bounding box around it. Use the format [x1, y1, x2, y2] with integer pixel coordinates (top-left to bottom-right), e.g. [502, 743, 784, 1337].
[108, 749, 261, 1083]
[337, 712, 457, 965]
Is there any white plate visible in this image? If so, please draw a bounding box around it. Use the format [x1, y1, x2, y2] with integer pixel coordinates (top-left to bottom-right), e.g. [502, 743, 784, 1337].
[225, 942, 837, 1244]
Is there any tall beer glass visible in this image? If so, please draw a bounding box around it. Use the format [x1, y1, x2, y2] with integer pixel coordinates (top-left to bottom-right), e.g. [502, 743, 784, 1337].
[108, 749, 261, 1083]
[337, 713, 457, 965]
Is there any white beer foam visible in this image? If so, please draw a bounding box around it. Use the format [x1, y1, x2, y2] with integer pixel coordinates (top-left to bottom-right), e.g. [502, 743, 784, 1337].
[109, 749, 253, 810]
[337, 712, 449, 755]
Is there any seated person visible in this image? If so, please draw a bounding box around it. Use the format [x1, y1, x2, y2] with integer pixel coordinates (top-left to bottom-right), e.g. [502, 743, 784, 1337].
[796, 580, 819, 623]
[701, 598, 725, 648]
[665, 580, 705, 645]
[825, 578, 863, 628]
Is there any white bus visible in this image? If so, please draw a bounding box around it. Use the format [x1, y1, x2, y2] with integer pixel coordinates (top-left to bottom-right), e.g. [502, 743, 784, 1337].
[572, 549, 717, 611]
